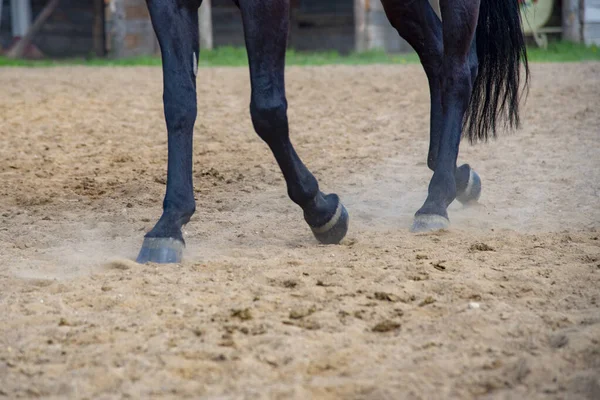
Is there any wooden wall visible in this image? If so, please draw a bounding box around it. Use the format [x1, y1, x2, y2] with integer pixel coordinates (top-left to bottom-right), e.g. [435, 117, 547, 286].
[211, 0, 356, 53]
[291, 0, 355, 53]
[0, 0, 403, 57]
[0, 0, 104, 57]
[11, 0, 594, 59]
[211, 0, 244, 48]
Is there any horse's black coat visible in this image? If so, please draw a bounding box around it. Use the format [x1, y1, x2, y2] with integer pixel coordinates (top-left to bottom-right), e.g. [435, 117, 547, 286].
[136, 0, 528, 263]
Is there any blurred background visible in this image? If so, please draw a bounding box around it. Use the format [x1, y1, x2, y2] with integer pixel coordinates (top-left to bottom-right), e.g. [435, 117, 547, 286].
[0, 0, 597, 60]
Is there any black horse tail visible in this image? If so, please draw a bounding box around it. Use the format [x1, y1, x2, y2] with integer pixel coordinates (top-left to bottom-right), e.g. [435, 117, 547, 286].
[463, 0, 530, 143]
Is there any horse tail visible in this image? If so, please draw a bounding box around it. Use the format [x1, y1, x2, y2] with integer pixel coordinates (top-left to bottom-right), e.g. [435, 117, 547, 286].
[463, 0, 530, 143]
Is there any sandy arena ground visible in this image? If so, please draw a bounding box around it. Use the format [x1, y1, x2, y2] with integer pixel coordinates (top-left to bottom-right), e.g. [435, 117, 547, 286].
[0, 63, 599, 399]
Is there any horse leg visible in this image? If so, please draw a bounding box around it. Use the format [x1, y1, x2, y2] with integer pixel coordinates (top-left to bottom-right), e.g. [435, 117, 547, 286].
[136, 0, 201, 263]
[434, 37, 482, 207]
[381, 0, 481, 223]
[381, 0, 443, 169]
[238, 0, 348, 244]
[411, 0, 481, 232]
[453, 38, 482, 206]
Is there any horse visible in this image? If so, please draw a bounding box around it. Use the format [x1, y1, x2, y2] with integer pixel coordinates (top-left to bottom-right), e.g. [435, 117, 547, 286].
[136, 0, 529, 263]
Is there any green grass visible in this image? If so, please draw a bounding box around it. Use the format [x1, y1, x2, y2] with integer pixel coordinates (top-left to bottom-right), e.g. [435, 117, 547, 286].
[0, 41, 598, 68]
[526, 41, 600, 62]
[0, 47, 420, 67]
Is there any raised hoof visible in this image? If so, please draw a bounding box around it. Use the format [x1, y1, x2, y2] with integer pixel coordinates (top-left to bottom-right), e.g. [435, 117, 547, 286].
[410, 214, 450, 233]
[456, 167, 482, 205]
[136, 237, 184, 264]
[310, 202, 349, 245]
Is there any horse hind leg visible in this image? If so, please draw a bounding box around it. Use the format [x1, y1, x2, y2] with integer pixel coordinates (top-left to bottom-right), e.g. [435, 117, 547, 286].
[453, 37, 482, 207]
[431, 32, 482, 208]
[411, 0, 482, 232]
[382, 0, 482, 232]
[238, 0, 348, 244]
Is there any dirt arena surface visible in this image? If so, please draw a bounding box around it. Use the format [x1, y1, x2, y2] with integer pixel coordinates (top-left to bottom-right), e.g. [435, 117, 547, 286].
[0, 63, 599, 399]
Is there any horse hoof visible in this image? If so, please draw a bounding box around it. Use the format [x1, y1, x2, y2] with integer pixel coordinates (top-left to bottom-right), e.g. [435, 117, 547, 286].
[410, 214, 449, 233]
[136, 237, 184, 264]
[456, 167, 481, 205]
[310, 201, 349, 244]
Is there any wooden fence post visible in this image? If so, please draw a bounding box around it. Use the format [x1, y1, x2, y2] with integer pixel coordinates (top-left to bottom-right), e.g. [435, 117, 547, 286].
[355, 0, 368, 52]
[563, 0, 583, 43]
[356, 0, 433, 53]
[109, 0, 126, 58]
[199, 0, 213, 50]
[10, 0, 32, 37]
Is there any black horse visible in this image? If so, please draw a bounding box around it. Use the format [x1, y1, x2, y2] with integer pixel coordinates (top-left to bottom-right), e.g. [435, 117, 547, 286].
[136, 0, 529, 263]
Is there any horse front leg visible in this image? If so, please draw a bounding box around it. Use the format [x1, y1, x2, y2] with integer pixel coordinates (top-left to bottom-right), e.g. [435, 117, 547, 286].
[239, 0, 348, 244]
[137, 0, 201, 263]
[411, 0, 481, 232]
